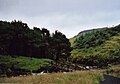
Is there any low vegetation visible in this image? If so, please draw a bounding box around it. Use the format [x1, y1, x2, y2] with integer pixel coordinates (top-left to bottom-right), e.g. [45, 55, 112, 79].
[0, 70, 104, 84]
[0, 55, 53, 76]
[0, 65, 120, 84]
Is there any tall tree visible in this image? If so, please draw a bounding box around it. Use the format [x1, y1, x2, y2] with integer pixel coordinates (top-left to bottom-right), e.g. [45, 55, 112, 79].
[51, 31, 72, 62]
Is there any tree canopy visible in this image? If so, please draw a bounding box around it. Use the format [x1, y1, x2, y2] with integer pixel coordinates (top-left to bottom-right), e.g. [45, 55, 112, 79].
[0, 20, 72, 62]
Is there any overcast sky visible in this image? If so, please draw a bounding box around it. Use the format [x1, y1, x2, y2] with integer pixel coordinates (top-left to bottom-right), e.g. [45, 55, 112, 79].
[0, 0, 120, 38]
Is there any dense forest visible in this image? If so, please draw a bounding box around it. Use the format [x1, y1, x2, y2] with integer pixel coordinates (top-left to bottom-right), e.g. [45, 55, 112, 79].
[0, 20, 71, 60]
[0, 20, 72, 76]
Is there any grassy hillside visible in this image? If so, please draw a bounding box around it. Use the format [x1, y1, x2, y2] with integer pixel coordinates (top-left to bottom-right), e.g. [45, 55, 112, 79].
[69, 36, 80, 47]
[0, 55, 53, 76]
[71, 36, 120, 66]
[70, 25, 120, 67]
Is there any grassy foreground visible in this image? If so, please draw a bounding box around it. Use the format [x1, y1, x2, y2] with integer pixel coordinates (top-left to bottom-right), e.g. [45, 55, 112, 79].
[0, 70, 104, 84]
[0, 65, 120, 84]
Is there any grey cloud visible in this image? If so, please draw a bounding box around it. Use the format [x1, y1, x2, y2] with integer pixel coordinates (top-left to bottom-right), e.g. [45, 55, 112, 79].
[1, 0, 120, 16]
[0, 0, 17, 12]
[0, 0, 120, 38]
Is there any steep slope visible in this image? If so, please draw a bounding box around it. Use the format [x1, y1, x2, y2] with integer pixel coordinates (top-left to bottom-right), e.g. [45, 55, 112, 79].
[69, 36, 80, 47]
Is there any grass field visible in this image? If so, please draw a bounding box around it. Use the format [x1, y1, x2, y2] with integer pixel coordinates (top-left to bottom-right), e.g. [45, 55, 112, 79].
[0, 70, 104, 84]
[0, 63, 120, 84]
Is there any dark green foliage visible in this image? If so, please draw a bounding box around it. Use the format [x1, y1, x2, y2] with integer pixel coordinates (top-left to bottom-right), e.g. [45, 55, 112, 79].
[51, 31, 72, 61]
[0, 20, 71, 61]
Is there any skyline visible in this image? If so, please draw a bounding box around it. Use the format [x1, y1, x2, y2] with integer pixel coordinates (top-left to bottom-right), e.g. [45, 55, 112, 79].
[0, 0, 120, 38]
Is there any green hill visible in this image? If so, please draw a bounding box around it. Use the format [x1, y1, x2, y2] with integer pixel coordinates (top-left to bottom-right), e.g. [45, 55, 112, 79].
[70, 25, 120, 67]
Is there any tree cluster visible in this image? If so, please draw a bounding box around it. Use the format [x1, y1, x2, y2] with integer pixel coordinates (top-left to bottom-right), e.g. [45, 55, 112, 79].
[0, 20, 72, 62]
